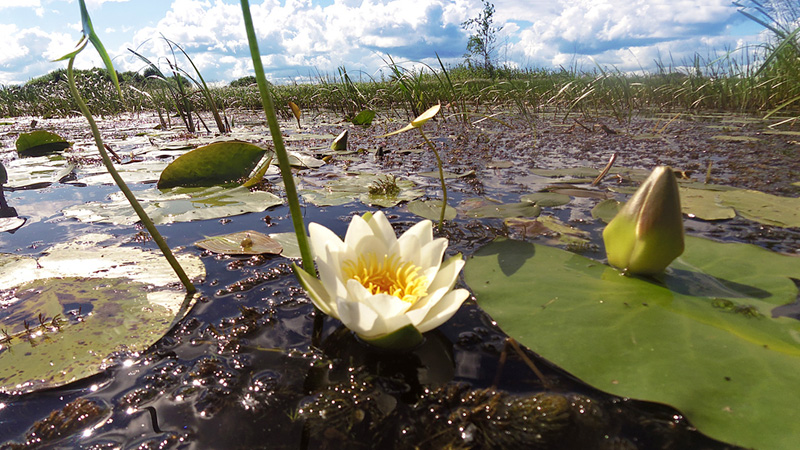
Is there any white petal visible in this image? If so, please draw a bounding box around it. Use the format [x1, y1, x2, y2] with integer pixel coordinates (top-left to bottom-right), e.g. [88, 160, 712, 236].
[337, 298, 380, 337]
[426, 255, 464, 293]
[308, 222, 343, 260]
[366, 211, 397, 246]
[418, 238, 447, 273]
[405, 285, 449, 326]
[415, 288, 470, 333]
[344, 214, 375, 248]
[362, 292, 415, 318]
[399, 219, 433, 247]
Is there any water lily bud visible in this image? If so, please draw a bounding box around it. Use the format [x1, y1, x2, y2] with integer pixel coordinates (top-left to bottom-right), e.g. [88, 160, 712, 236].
[603, 166, 684, 275]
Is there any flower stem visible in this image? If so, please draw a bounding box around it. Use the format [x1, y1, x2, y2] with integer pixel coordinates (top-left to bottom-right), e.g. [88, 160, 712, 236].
[67, 57, 195, 294]
[418, 128, 447, 232]
[239, 0, 315, 277]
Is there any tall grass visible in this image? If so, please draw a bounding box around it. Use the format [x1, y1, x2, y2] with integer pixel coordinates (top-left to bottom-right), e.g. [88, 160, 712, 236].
[2, 43, 798, 123]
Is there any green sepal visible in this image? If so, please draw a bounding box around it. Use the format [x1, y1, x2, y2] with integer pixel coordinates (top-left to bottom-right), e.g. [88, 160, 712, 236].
[359, 324, 424, 351]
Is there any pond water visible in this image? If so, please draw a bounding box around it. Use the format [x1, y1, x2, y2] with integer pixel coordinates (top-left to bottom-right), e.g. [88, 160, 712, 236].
[0, 109, 798, 449]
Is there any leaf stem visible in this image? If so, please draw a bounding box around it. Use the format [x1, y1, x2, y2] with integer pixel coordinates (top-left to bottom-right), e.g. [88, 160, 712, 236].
[418, 128, 447, 231]
[67, 57, 196, 294]
[239, 0, 315, 277]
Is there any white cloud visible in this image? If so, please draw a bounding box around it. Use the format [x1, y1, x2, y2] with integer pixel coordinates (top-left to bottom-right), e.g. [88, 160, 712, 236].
[0, 0, 771, 85]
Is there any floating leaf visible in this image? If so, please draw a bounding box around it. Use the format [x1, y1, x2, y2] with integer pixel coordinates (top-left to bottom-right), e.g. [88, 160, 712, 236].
[331, 130, 348, 151]
[352, 109, 376, 126]
[300, 173, 422, 208]
[461, 199, 541, 219]
[418, 170, 476, 179]
[157, 140, 267, 188]
[407, 200, 457, 221]
[269, 232, 303, 259]
[196, 230, 282, 255]
[15, 130, 70, 157]
[679, 186, 736, 221]
[2, 155, 74, 190]
[0, 217, 25, 233]
[464, 236, 800, 450]
[710, 135, 761, 142]
[63, 185, 282, 225]
[591, 198, 622, 223]
[0, 233, 204, 393]
[519, 192, 571, 207]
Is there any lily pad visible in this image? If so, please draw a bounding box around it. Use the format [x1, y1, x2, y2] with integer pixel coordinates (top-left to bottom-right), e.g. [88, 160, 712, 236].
[590, 198, 622, 223]
[196, 230, 282, 255]
[300, 173, 423, 208]
[519, 192, 571, 207]
[464, 236, 800, 450]
[406, 200, 457, 221]
[0, 233, 204, 393]
[157, 140, 267, 188]
[15, 130, 70, 157]
[3, 155, 74, 190]
[460, 198, 541, 219]
[678, 186, 736, 221]
[418, 170, 476, 179]
[63, 185, 282, 225]
[0, 217, 25, 233]
[352, 110, 376, 126]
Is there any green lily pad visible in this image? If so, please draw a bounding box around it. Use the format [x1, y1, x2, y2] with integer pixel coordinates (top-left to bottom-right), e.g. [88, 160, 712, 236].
[679, 186, 736, 221]
[269, 232, 303, 259]
[352, 110, 376, 126]
[461, 199, 541, 219]
[591, 198, 622, 223]
[15, 130, 71, 157]
[464, 236, 800, 450]
[196, 230, 282, 255]
[677, 184, 800, 226]
[157, 140, 267, 188]
[406, 200, 457, 221]
[0, 233, 204, 393]
[520, 192, 572, 207]
[63, 185, 282, 225]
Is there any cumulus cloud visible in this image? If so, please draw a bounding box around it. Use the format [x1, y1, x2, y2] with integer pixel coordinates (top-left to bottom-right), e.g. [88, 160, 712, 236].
[0, 0, 768, 85]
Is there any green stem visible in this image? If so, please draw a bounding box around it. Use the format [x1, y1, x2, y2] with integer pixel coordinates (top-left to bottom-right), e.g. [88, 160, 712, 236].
[240, 0, 315, 277]
[418, 128, 447, 232]
[67, 57, 196, 294]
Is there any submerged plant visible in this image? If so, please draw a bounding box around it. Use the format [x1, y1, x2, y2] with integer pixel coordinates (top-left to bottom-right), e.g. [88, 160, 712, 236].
[602, 166, 684, 275]
[293, 211, 469, 350]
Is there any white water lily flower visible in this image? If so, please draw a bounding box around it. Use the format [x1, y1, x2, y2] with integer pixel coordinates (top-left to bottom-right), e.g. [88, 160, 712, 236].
[294, 211, 469, 348]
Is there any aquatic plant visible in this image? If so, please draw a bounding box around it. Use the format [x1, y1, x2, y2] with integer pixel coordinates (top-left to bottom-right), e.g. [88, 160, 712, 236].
[294, 211, 469, 350]
[239, 0, 314, 277]
[380, 103, 450, 231]
[58, 0, 196, 293]
[603, 166, 684, 275]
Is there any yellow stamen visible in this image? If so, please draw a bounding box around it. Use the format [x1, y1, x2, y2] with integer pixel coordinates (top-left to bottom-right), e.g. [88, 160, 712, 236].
[342, 254, 428, 304]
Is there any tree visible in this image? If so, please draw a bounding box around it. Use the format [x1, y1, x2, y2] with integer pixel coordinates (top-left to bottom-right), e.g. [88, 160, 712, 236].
[461, 0, 503, 76]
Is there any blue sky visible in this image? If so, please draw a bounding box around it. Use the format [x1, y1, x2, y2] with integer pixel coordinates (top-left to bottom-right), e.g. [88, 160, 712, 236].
[0, 0, 771, 86]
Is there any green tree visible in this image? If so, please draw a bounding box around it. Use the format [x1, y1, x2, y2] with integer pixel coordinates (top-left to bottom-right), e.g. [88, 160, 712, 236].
[461, 0, 503, 76]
